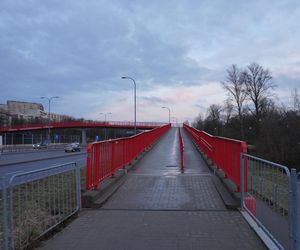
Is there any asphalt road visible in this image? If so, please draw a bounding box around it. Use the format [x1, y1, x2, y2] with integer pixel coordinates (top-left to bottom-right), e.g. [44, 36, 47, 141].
[0, 149, 87, 175]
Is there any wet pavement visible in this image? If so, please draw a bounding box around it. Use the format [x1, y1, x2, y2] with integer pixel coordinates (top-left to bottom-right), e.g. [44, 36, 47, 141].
[39, 127, 266, 250]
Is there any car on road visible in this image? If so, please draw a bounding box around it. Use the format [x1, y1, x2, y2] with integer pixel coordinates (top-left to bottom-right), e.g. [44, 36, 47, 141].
[32, 142, 48, 149]
[64, 143, 81, 153]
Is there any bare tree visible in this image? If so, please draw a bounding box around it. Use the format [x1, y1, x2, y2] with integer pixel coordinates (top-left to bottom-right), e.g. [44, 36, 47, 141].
[222, 99, 234, 125]
[207, 104, 222, 122]
[244, 63, 275, 126]
[205, 104, 223, 135]
[221, 64, 247, 138]
[291, 88, 300, 111]
[193, 114, 204, 130]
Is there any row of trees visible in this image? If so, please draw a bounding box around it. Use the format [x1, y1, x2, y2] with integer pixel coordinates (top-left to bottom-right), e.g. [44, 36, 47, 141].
[193, 63, 300, 170]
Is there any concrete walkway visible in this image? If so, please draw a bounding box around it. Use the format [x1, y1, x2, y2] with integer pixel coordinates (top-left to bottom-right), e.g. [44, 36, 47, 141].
[38, 128, 266, 250]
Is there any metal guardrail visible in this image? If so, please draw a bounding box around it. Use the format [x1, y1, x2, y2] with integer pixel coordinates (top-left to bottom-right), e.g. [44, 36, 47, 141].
[86, 124, 171, 191]
[178, 128, 184, 173]
[0, 121, 166, 133]
[0, 162, 81, 250]
[106, 121, 166, 127]
[183, 124, 247, 192]
[0, 144, 68, 154]
[240, 154, 300, 250]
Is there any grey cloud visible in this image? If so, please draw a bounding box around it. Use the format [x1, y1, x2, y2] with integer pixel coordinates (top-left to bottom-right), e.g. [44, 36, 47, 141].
[0, 0, 212, 100]
[0, 0, 299, 118]
[140, 96, 166, 105]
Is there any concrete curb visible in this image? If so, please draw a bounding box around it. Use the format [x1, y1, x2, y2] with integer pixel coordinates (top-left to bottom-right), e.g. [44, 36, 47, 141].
[82, 169, 127, 208]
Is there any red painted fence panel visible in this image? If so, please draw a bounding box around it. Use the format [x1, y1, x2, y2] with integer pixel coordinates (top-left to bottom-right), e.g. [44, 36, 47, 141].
[86, 124, 171, 190]
[183, 124, 247, 192]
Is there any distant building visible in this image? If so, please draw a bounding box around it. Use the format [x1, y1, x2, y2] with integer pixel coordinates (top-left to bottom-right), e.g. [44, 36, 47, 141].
[0, 104, 10, 126]
[49, 113, 73, 122]
[0, 100, 73, 123]
[6, 100, 45, 119]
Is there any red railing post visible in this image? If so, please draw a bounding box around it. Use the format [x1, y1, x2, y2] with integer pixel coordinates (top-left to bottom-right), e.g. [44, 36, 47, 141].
[85, 144, 92, 190]
[111, 141, 116, 178]
[178, 127, 184, 173]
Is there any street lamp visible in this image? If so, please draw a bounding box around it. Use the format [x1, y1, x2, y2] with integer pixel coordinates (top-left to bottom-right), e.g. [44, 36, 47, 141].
[161, 106, 171, 124]
[121, 76, 137, 135]
[40, 96, 59, 140]
[99, 112, 112, 122]
[99, 112, 112, 140]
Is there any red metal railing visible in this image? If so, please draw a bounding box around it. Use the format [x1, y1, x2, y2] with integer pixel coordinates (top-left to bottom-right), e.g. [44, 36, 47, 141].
[178, 128, 184, 173]
[183, 124, 247, 192]
[0, 121, 165, 132]
[86, 124, 171, 190]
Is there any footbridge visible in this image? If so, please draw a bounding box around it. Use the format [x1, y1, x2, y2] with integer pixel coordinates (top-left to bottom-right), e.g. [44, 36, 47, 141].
[1, 124, 299, 249]
[0, 121, 165, 146]
[0, 121, 164, 133]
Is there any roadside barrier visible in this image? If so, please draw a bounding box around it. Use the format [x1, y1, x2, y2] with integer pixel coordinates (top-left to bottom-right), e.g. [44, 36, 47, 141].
[183, 123, 247, 192]
[0, 162, 81, 250]
[178, 128, 184, 173]
[0, 144, 68, 154]
[240, 153, 300, 250]
[86, 124, 171, 190]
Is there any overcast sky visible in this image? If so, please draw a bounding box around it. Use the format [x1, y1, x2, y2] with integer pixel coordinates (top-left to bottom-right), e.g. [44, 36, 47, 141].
[1, 0, 300, 123]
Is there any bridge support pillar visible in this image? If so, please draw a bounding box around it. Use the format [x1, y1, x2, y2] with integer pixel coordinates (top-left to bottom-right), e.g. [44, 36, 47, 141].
[81, 129, 87, 146]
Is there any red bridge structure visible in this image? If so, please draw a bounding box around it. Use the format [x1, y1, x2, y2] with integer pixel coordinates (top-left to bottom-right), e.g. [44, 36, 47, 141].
[0, 121, 166, 145]
[0, 121, 164, 132]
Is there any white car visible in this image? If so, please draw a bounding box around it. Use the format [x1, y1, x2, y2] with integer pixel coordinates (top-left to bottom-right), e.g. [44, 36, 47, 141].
[64, 143, 81, 152]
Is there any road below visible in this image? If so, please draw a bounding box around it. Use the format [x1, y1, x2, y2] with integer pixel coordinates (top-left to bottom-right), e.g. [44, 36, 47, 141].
[0, 149, 87, 175]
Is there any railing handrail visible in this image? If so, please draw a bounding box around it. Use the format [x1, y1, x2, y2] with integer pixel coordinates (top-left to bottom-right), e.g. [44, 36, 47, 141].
[183, 123, 247, 192]
[242, 153, 290, 177]
[200, 137, 213, 152]
[0, 121, 167, 132]
[86, 124, 171, 190]
[7, 162, 80, 187]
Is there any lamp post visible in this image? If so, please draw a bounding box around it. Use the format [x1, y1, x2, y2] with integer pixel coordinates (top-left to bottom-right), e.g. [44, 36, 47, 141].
[121, 76, 137, 135]
[161, 106, 171, 124]
[99, 112, 112, 140]
[40, 96, 59, 141]
[99, 112, 112, 122]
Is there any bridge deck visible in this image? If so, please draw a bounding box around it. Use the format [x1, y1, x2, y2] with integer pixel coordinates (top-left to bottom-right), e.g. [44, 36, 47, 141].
[39, 128, 266, 250]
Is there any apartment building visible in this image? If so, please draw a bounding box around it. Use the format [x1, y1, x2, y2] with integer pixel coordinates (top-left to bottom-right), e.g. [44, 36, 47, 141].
[6, 100, 45, 117]
[0, 100, 73, 122]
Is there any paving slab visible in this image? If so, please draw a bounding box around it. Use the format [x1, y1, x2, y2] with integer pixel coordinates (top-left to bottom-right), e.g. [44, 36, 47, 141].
[39, 210, 266, 250]
[102, 175, 226, 210]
